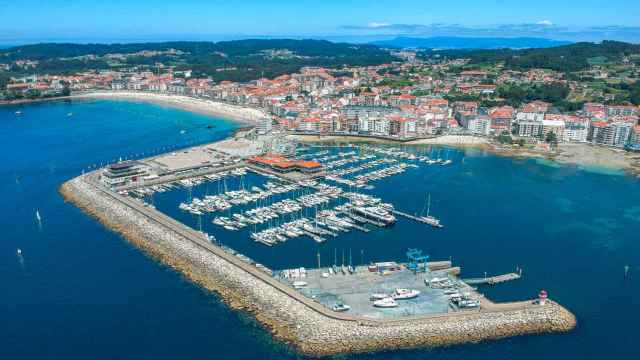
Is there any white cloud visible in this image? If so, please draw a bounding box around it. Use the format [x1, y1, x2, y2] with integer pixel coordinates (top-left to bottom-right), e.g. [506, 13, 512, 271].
[367, 22, 391, 29]
[536, 20, 554, 26]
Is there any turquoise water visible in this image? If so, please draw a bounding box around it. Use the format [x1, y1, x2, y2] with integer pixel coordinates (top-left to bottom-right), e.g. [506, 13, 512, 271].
[1, 99, 639, 358]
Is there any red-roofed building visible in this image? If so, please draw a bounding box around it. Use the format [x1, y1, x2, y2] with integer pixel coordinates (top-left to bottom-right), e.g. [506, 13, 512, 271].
[248, 154, 322, 174]
[489, 106, 515, 132]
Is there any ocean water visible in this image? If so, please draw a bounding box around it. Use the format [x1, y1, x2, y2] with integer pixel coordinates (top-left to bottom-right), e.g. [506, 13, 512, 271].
[1, 99, 639, 359]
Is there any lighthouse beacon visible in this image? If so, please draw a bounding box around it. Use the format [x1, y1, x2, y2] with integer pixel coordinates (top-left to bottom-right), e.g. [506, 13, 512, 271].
[538, 290, 548, 305]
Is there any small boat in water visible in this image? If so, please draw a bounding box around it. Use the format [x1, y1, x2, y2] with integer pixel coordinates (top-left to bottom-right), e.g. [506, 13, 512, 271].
[15, 110, 22, 115]
[17, 248, 22, 255]
[373, 297, 398, 308]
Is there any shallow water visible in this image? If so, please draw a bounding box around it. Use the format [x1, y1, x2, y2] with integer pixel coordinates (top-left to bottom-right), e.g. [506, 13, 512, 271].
[1, 99, 639, 359]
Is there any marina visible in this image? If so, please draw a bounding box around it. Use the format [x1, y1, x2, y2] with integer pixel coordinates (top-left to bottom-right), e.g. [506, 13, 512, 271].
[78, 136, 569, 325]
[53, 118, 577, 356]
[117, 143, 454, 259]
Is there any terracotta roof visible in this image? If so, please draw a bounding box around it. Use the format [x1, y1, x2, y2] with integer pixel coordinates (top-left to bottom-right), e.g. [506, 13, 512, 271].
[249, 154, 321, 170]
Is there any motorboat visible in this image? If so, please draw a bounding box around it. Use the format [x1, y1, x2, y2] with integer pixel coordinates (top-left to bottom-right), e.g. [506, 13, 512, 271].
[392, 288, 420, 300]
[370, 293, 388, 301]
[373, 297, 398, 308]
[331, 302, 351, 312]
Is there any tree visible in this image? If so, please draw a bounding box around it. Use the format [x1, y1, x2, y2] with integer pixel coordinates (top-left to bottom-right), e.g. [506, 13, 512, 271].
[545, 131, 558, 145]
[497, 131, 513, 144]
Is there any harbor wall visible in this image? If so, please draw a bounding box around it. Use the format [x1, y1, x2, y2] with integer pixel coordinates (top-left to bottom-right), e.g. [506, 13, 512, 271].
[59, 176, 576, 357]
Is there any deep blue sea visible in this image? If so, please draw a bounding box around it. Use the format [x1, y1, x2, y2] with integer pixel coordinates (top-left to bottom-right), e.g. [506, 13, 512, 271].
[1, 99, 639, 359]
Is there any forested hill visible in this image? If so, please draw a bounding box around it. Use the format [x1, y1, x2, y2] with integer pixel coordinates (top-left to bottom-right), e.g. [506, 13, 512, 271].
[0, 39, 392, 61]
[429, 41, 640, 72]
[0, 39, 396, 81]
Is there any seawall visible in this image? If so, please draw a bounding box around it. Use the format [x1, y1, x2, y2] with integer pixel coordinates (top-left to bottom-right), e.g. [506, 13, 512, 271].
[59, 176, 576, 357]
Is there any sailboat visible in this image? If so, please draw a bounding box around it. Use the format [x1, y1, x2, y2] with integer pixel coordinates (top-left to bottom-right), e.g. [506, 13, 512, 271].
[421, 193, 443, 228]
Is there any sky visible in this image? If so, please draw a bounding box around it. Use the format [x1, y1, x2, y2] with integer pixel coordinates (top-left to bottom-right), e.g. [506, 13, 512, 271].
[1, 0, 640, 44]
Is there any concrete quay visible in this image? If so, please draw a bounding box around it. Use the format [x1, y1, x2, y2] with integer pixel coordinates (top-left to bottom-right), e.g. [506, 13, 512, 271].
[59, 174, 576, 357]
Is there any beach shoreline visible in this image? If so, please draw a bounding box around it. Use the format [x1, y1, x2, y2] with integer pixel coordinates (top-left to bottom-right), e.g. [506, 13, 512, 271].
[2, 91, 267, 125]
[72, 91, 267, 124]
[6, 91, 639, 177]
[289, 133, 640, 177]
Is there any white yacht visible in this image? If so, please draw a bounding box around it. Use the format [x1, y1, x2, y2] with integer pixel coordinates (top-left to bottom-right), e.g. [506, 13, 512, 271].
[392, 288, 421, 300]
[369, 293, 388, 301]
[373, 297, 399, 308]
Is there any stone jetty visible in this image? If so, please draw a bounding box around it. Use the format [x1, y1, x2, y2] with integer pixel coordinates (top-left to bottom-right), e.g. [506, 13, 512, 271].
[59, 175, 576, 357]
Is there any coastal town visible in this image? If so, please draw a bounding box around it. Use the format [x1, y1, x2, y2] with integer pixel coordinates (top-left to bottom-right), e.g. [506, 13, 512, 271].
[3, 45, 640, 156]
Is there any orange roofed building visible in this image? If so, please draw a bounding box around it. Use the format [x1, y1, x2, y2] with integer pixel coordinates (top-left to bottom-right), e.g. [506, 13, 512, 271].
[248, 154, 322, 174]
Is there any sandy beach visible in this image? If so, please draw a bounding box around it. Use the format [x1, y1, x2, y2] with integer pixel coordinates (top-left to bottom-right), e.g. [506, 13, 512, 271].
[291, 133, 640, 177]
[8, 91, 640, 177]
[72, 91, 267, 124]
[288, 134, 488, 146]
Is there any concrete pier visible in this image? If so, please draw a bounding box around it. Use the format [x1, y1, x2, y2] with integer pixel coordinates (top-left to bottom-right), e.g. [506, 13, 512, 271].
[464, 272, 522, 285]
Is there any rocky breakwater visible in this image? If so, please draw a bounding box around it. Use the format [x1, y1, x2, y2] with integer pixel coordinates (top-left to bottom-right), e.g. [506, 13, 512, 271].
[59, 176, 576, 357]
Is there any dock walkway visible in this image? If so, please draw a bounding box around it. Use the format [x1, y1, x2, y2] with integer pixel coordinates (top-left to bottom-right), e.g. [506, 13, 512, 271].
[463, 272, 522, 285]
[391, 209, 432, 225]
[347, 222, 370, 233]
[341, 211, 386, 227]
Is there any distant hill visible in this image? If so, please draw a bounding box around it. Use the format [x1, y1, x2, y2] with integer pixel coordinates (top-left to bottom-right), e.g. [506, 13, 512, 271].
[430, 40, 640, 72]
[0, 39, 395, 81]
[371, 36, 572, 49]
[0, 39, 392, 61]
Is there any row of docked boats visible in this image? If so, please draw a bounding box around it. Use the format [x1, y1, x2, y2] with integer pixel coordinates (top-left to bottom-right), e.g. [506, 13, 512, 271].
[311, 150, 358, 163]
[128, 168, 250, 199]
[323, 153, 373, 169]
[250, 213, 358, 246]
[127, 182, 178, 197]
[329, 158, 396, 177]
[353, 163, 417, 184]
[426, 277, 480, 309]
[179, 181, 301, 215]
[348, 204, 397, 226]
